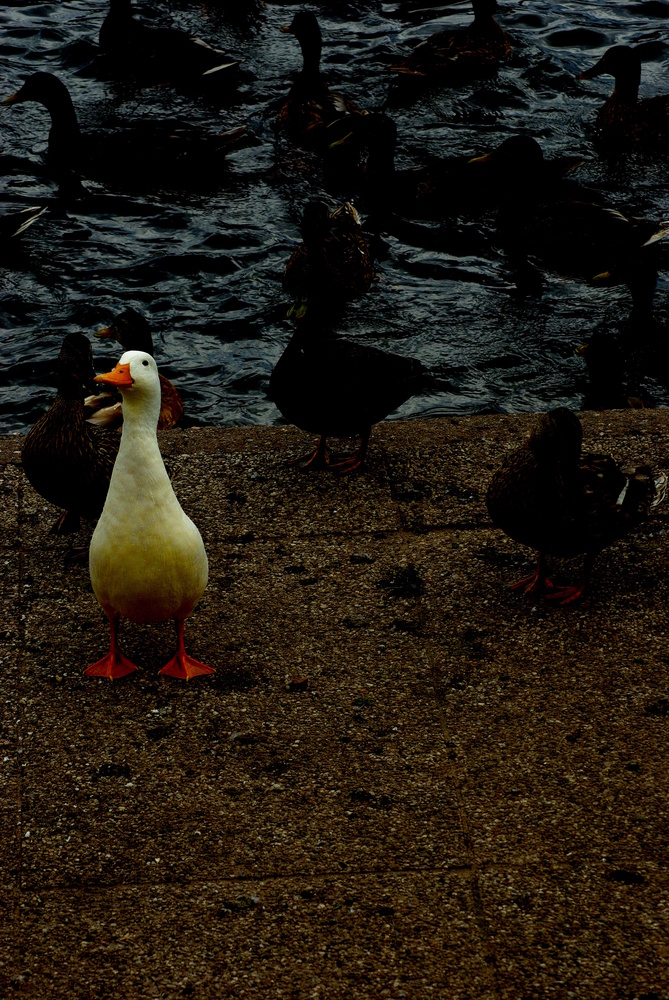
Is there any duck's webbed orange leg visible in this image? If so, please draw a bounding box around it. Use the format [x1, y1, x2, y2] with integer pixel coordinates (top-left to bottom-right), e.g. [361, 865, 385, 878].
[290, 434, 330, 469]
[84, 616, 139, 680]
[544, 554, 594, 605]
[159, 619, 214, 681]
[510, 552, 556, 595]
[331, 428, 370, 474]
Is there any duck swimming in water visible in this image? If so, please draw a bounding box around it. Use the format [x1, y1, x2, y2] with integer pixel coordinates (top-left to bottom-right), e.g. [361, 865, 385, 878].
[86, 351, 212, 681]
[21, 332, 118, 534]
[2, 73, 246, 191]
[579, 45, 669, 146]
[470, 135, 669, 284]
[86, 308, 184, 431]
[486, 408, 667, 603]
[340, 112, 473, 218]
[390, 0, 510, 87]
[99, 0, 240, 86]
[283, 201, 375, 319]
[348, 122, 583, 220]
[279, 12, 364, 148]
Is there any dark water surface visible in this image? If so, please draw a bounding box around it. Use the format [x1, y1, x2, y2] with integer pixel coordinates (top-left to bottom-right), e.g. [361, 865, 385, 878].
[1, 0, 668, 433]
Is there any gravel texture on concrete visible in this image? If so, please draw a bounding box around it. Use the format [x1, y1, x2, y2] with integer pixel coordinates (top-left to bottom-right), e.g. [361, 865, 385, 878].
[1, 412, 669, 999]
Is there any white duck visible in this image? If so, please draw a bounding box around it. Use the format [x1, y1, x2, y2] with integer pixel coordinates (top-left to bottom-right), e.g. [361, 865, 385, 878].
[85, 350, 213, 681]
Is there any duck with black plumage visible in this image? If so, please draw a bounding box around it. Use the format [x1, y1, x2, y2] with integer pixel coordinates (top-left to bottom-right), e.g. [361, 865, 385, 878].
[85, 351, 213, 682]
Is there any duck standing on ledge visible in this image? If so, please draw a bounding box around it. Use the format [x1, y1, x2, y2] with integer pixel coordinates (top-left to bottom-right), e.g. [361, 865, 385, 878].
[283, 201, 375, 319]
[86, 308, 184, 430]
[579, 45, 669, 146]
[21, 333, 118, 534]
[486, 408, 667, 604]
[279, 12, 364, 147]
[268, 325, 448, 472]
[390, 0, 510, 87]
[99, 0, 240, 86]
[86, 351, 212, 681]
[2, 73, 246, 191]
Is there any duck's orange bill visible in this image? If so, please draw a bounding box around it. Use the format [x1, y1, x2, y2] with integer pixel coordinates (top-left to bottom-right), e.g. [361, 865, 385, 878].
[95, 362, 133, 386]
[468, 152, 492, 165]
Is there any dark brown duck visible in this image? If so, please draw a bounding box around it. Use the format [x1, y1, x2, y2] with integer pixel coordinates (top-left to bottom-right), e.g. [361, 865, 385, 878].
[579, 45, 669, 146]
[283, 201, 375, 319]
[2, 73, 246, 191]
[472, 135, 669, 284]
[86, 309, 184, 431]
[278, 12, 364, 147]
[22, 333, 118, 534]
[486, 408, 667, 603]
[99, 0, 240, 86]
[268, 325, 447, 472]
[390, 0, 510, 86]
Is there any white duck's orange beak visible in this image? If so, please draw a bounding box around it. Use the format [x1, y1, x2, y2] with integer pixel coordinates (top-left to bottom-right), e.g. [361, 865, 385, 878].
[95, 362, 133, 386]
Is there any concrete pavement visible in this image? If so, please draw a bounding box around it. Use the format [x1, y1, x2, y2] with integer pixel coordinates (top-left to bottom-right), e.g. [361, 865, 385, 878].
[1, 411, 668, 998]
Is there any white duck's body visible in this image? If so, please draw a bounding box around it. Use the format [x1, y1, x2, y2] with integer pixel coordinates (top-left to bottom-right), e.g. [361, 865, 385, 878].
[86, 351, 211, 681]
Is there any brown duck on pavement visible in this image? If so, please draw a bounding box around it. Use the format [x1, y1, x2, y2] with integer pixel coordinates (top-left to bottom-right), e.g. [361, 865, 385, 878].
[486, 407, 667, 604]
[269, 323, 449, 473]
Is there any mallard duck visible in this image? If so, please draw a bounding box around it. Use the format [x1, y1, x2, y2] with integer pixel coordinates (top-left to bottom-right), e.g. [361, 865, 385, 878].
[278, 12, 364, 147]
[268, 326, 447, 472]
[21, 333, 118, 534]
[471, 136, 669, 282]
[468, 135, 587, 201]
[579, 45, 669, 146]
[85, 308, 184, 430]
[390, 0, 510, 85]
[86, 351, 212, 681]
[99, 0, 240, 86]
[283, 201, 375, 319]
[338, 112, 472, 217]
[0, 205, 46, 244]
[486, 407, 667, 603]
[346, 120, 582, 219]
[2, 73, 246, 191]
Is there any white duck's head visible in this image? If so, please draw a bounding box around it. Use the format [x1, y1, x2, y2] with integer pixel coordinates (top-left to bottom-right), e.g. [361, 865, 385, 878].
[95, 350, 161, 429]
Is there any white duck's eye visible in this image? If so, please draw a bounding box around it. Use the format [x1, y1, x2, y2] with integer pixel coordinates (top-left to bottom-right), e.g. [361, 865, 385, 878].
[142, 360, 149, 366]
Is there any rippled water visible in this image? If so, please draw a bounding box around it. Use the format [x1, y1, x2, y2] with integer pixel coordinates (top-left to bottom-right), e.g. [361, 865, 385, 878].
[1, 0, 668, 433]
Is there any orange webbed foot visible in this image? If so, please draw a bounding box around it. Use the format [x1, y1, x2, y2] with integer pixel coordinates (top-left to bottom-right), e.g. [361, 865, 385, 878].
[290, 447, 330, 470]
[289, 434, 330, 470]
[330, 454, 364, 474]
[159, 653, 215, 681]
[509, 571, 555, 595]
[543, 583, 586, 605]
[84, 651, 139, 680]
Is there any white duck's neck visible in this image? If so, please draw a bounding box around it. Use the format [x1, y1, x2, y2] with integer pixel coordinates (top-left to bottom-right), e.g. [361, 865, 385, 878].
[116, 387, 165, 478]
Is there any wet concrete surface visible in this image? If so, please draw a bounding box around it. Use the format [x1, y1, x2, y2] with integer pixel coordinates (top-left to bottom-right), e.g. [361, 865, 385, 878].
[1, 412, 669, 998]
